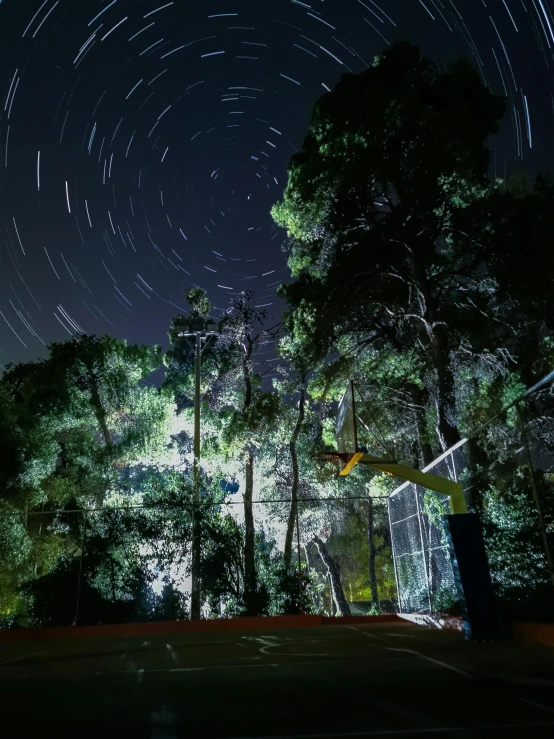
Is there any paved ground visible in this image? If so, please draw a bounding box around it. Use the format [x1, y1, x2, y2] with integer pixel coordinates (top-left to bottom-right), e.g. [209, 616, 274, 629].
[1, 620, 553, 738]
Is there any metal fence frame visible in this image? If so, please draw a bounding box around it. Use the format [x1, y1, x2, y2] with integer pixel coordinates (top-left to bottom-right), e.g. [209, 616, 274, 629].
[388, 391, 554, 615]
[388, 439, 468, 614]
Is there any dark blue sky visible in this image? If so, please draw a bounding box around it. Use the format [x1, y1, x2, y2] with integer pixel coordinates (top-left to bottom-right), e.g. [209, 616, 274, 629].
[1, 0, 553, 370]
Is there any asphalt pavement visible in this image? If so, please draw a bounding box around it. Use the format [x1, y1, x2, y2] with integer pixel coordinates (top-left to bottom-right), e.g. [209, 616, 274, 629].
[1, 620, 553, 738]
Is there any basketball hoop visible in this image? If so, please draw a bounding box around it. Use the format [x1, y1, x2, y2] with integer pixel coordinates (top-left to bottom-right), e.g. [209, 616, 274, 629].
[314, 380, 467, 515]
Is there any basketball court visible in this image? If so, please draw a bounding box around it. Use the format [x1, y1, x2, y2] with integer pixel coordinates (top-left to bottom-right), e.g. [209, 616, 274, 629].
[1, 618, 553, 737]
[2, 380, 552, 737]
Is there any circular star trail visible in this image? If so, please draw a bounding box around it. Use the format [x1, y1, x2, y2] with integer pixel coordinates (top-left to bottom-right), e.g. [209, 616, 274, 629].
[1, 0, 553, 368]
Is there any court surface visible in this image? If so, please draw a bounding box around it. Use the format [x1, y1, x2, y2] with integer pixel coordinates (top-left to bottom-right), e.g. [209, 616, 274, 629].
[1, 619, 553, 738]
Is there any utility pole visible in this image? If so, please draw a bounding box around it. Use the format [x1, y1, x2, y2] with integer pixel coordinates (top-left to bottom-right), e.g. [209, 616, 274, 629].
[191, 330, 202, 620]
[175, 318, 218, 620]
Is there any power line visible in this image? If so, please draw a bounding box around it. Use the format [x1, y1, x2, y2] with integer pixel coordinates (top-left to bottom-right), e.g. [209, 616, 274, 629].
[24, 494, 388, 517]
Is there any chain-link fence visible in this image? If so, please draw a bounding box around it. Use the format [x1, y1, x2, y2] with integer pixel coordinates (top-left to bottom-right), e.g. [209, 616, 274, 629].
[388, 441, 472, 615]
[6, 385, 553, 628]
[7, 494, 396, 627]
[388, 395, 554, 621]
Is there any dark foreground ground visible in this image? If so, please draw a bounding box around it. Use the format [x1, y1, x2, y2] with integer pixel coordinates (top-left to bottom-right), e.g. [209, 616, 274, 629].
[1, 620, 553, 739]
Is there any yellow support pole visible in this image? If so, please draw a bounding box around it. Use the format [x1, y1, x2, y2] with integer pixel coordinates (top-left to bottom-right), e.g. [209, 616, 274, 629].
[340, 453, 467, 515]
[339, 452, 364, 477]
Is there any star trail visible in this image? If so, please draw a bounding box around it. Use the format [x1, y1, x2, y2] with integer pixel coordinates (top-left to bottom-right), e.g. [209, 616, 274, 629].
[1, 0, 553, 369]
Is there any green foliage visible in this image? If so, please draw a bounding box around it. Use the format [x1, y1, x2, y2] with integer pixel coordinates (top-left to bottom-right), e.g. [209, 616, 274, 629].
[273, 42, 504, 246]
[221, 391, 280, 455]
[199, 512, 313, 617]
[480, 467, 554, 618]
[0, 335, 170, 624]
[272, 42, 513, 455]
[324, 500, 395, 604]
[185, 288, 214, 319]
[165, 288, 220, 402]
[430, 585, 464, 617]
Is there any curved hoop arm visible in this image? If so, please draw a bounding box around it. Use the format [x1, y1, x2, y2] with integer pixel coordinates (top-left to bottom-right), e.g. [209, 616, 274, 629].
[313, 451, 467, 515]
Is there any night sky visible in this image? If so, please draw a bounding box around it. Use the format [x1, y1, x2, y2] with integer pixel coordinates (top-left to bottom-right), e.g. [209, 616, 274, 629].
[1, 0, 553, 371]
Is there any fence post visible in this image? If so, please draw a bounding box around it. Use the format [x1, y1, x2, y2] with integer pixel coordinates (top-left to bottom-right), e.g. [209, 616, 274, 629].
[414, 486, 432, 613]
[516, 402, 554, 592]
[388, 496, 403, 613]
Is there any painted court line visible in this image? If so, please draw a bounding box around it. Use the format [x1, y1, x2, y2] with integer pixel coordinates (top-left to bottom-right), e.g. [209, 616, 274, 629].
[384, 633, 414, 638]
[348, 626, 473, 679]
[383, 647, 474, 680]
[347, 626, 385, 641]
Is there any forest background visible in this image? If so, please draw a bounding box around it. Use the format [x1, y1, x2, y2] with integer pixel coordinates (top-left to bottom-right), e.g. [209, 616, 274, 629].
[1, 42, 553, 627]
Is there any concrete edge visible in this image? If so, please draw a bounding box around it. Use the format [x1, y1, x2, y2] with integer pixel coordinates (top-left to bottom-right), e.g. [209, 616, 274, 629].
[397, 614, 554, 647]
[322, 615, 400, 626]
[0, 613, 400, 642]
[397, 612, 464, 632]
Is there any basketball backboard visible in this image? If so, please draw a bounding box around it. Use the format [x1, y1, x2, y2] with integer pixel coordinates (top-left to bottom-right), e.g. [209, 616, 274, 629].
[336, 380, 358, 455]
[315, 380, 467, 513]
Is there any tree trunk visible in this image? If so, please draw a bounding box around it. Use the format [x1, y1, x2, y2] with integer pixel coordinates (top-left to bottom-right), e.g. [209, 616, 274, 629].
[407, 254, 460, 453]
[367, 497, 381, 613]
[304, 543, 323, 612]
[243, 449, 257, 611]
[433, 327, 461, 452]
[284, 380, 307, 571]
[284, 499, 297, 572]
[409, 383, 434, 467]
[242, 355, 252, 408]
[90, 379, 113, 448]
[240, 336, 258, 613]
[312, 535, 351, 616]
